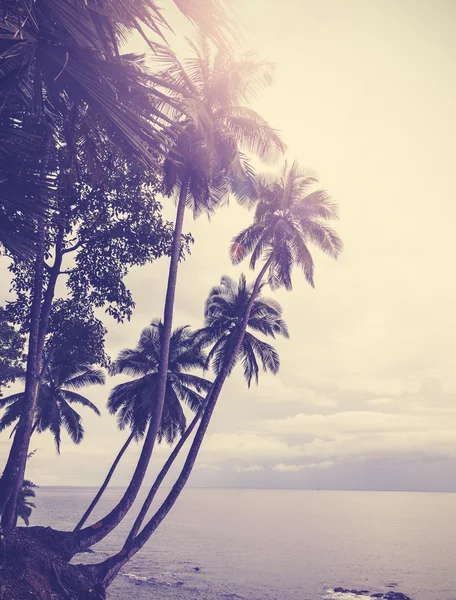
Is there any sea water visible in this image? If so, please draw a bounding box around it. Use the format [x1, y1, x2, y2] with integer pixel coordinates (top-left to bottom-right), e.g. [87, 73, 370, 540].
[30, 487, 456, 600]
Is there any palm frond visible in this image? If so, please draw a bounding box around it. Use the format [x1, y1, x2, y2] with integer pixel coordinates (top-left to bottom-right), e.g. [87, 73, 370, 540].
[63, 368, 105, 389]
[59, 390, 101, 416]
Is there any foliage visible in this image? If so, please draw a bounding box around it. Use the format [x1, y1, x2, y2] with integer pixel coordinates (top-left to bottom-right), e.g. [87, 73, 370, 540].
[161, 34, 285, 216]
[0, 307, 25, 396]
[109, 321, 212, 443]
[0, 0, 231, 259]
[231, 161, 343, 288]
[17, 480, 38, 527]
[4, 138, 192, 367]
[0, 2, 172, 164]
[0, 354, 104, 453]
[46, 300, 110, 369]
[0, 112, 55, 258]
[197, 274, 289, 386]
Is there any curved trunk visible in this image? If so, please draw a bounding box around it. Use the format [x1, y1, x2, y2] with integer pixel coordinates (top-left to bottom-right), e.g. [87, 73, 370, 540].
[74, 431, 136, 531]
[69, 174, 190, 555]
[92, 258, 272, 587]
[0, 222, 46, 529]
[125, 406, 204, 543]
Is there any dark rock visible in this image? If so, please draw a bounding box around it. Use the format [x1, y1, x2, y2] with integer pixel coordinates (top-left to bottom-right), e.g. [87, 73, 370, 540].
[331, 587, 411, 600]
[193, 567, 200, 572]
[370, 593, 412, 600]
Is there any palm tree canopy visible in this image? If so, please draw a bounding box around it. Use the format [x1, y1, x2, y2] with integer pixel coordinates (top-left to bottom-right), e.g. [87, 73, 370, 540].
[0, 1, 235, 258]
[0, 1, 235, 162]
[231, 160, 343, 290]
[108, 320, 212, 443]
[161, 34, 286, 217]
[196, 274, 289, 387]
[0, 355, 104, 453]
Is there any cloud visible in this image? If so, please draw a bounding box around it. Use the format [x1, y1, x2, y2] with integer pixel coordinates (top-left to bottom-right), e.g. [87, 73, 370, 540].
[250, 378, 337, 408]
[232, 465, 264, 473]
[258, 408, 456, 438]
[366, 397, 395, 406]
[273, 461, 334, 472]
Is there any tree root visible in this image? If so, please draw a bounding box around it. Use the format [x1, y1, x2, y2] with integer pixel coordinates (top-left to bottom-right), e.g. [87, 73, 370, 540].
[0, 528, 105, 600]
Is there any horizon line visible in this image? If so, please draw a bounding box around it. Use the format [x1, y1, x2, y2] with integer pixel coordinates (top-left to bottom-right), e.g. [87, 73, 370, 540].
[35, 485, 456, 494]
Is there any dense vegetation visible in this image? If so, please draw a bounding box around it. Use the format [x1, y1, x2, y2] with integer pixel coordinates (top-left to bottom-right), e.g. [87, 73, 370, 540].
[0, 1, 342, 598]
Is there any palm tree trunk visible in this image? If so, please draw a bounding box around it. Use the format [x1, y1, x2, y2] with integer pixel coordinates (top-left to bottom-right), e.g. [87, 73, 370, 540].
[74, 431, 136, 531]
[125, 405, 204, 543]
[69, 173, 190, 555]
[1, 216, 67, 529]
[91, 258, 273, 587]
[0, 221, 46, 529]
[36, 220, 65, 359]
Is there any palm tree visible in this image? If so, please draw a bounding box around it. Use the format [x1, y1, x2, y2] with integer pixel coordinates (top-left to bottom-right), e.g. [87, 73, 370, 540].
[231, 160, 343, 289]
[198, 274, 289, 386]
[72, 35, 285, 555]
[74, 320, 211, 531]
[0, 354, 104, 453]
[124, 274, 289, 544]
[90, 166, 343, 586]
[17, 480, 38, 527]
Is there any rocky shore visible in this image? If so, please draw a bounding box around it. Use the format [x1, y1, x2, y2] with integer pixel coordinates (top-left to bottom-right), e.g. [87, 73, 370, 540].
[332, 588, 412, 600]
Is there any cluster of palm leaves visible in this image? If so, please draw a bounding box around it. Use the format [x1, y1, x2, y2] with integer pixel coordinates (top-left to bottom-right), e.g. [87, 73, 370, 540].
[0, 356, 104, 453]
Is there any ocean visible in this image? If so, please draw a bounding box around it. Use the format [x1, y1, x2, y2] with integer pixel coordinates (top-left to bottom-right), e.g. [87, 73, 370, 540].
[30, 487, 455, 600]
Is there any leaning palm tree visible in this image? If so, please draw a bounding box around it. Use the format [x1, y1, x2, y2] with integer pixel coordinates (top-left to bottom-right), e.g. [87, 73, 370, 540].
[0, 354, 104, 453]
[74, 321, 211, 531]
[88, 166, 342, 586]
[72, 35, 285, 555]
[124, 274, 289, 544]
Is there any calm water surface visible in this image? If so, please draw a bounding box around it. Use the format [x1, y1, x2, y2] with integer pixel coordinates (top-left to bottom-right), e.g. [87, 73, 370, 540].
[31, 487, 455, 600]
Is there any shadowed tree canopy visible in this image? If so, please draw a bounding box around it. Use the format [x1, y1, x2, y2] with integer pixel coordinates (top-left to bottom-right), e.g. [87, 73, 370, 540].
[0, 307, 25, 397]
[161, 34, 286, 216]
[197, 274, 289, 386]
[0, 0, 234, 262]
[4, 133, 192, 364]
[0, 112, 55, 258]
[0, 352, 104, 453]
[109, 320, 212, 442]
[231, 160, 344, 289]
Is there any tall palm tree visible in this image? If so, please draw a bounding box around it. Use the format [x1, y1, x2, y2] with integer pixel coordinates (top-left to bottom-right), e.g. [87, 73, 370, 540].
[0, 355, 104, 453]
[124, 274, 289, 544]
[72, 36, 285, 555]
[74, 320, 211, 531]
[89, 165, 342, 586]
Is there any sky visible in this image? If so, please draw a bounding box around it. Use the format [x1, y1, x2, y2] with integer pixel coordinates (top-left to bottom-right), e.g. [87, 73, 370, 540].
[1, 0, 456, 492]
